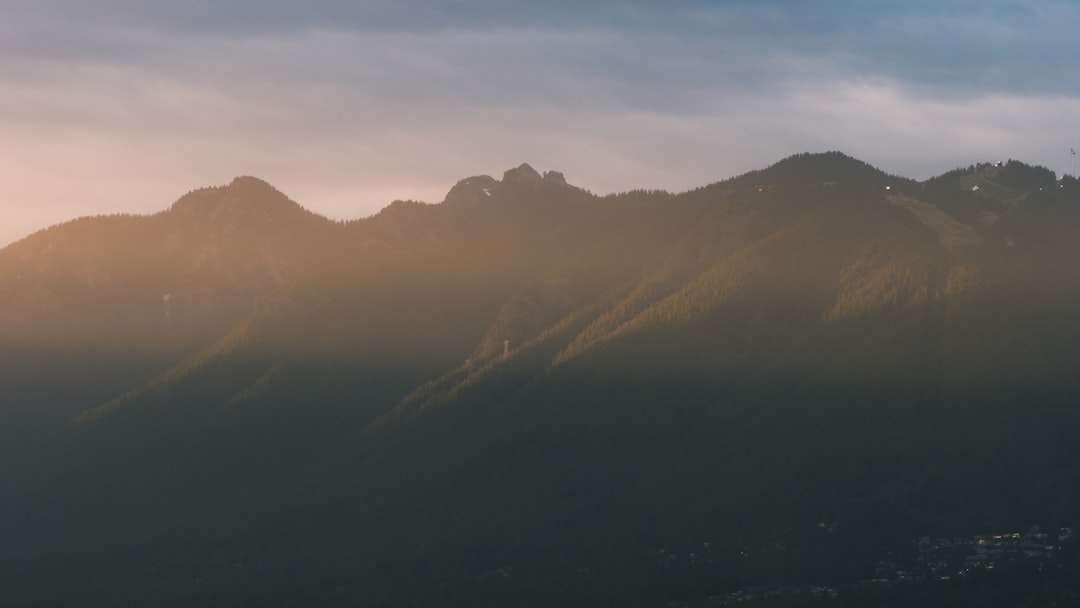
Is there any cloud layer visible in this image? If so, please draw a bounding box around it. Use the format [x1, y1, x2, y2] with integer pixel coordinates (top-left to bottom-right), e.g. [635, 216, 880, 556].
[3, 1, 1080, 246]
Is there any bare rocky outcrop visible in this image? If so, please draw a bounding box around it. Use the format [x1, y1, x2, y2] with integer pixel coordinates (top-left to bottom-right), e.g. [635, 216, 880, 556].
[442, 175, 500, 206]
[501, 163, 543, 189]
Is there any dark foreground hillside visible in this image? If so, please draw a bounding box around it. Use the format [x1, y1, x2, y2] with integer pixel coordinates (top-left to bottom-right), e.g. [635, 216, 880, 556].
[2, 154, 1080, 606]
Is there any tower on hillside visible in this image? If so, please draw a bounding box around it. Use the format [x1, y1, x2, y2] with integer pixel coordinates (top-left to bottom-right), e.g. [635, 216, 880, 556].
[162, 293, 172, 327]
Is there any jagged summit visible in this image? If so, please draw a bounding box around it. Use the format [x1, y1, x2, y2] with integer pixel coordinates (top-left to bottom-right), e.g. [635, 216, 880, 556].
[441, 163, 579, 206]
[442, 175, 501, 206]
[502, 163, 543, 188]
[542, 169, 567, 186]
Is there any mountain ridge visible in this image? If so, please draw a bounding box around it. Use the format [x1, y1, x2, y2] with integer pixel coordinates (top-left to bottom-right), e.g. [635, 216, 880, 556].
[3, 151, 1080, 607]
[2, 151, 1068, 258]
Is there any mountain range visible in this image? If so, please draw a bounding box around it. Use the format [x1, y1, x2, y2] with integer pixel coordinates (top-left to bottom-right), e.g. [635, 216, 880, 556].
[2, 152, 1080, 607]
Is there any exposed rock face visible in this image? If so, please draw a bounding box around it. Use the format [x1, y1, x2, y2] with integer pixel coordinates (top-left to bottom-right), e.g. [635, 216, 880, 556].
[501, 163, 543, 189]
[441, 164, 575, 207]
[442, 175, 500, 206]
[542, 170, 567, 187]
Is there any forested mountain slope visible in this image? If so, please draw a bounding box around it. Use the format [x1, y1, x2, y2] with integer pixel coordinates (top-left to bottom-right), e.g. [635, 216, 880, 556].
[3, 153, 1080, 606]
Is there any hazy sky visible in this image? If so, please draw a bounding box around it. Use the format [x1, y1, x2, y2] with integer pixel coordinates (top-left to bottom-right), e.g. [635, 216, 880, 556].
[4, 0, 1080, 246]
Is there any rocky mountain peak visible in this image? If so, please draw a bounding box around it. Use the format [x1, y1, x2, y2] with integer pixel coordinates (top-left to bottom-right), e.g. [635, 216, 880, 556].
[442, 165, 575, 206]
[502, 163, 543, 189]
[442, 175, 500, 206]
[542, 170, 567, 186]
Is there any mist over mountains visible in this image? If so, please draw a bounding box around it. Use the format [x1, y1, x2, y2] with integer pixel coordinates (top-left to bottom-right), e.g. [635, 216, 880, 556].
[3, 152, 1080, 606]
